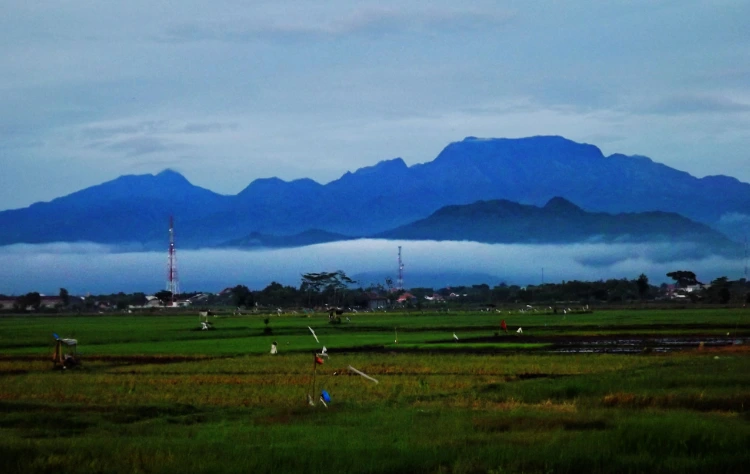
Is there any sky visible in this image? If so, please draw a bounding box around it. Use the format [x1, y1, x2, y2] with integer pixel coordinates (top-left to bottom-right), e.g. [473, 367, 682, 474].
[2, 0, 750, 211]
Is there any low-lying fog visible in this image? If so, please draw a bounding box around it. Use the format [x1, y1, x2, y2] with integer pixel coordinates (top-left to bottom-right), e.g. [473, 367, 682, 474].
[0, 239, 744, 295]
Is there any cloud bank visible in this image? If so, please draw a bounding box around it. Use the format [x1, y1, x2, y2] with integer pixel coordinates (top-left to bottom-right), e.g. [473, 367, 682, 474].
[0, 240, 742, 296]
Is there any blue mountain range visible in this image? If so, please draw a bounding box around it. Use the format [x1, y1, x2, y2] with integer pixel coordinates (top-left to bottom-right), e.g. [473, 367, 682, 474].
[1, 136, 747, 252]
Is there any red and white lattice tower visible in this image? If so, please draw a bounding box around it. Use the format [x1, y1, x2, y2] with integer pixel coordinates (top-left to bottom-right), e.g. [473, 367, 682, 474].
[744, 235, 748, 280]
[397, 246, 404, 290]
[167, 216, 179, 305]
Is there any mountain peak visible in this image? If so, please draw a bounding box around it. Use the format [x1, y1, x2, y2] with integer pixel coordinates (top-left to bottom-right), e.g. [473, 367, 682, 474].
[237, 175, 324, 200]
[99, 168, 193, 190]
[153, 169, 191, 185]
[543, 196, 584, 213]
[459, 135, 586, 146]
[349, 157, 407, 177]
[253, 176, 285, 185]
[237, 176, 288, 195]
[461, 134, 566, 143]
[156, 168, 182, 177]
[79, 169, 192, 195]
[435, 135, 605, 166]
[336, 158, 409, 183]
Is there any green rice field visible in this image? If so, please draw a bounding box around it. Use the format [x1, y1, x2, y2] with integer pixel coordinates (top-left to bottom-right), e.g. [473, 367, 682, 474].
[1, 308, 748, 473]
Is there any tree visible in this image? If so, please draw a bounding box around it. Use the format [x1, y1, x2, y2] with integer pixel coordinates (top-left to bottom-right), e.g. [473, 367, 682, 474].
[471, 283, 491, 303]
[300, 270, 356, 306]
[258, 281, 300, 307]
[517, 287, 533, 303]
[607, 278, 637, 302]
[636, 274, 649, 300]
[230, 285, 253, 308]
[707, 277, 731, 304]
[154, 290, 172, 304]
[131, 292, 147, 307]
[15, 292, 41, 311]
[719, 287, 731, 304]
[666, 271, 699, 288]
[59, 288, 70, 306]
[491, 283, 511, 303]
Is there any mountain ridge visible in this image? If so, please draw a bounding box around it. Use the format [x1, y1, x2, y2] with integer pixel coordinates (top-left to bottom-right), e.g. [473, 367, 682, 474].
[214, 197, 739, 260]
[1, 135, 748, 247]
[375, 197, 737, 253]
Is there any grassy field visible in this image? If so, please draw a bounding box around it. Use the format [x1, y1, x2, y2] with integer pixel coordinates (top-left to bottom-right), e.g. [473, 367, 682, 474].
[1, 308, 749, 473]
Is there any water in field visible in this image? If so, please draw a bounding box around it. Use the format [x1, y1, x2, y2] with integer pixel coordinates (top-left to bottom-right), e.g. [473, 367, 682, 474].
[363, 335, 745, 355]
[548, 336, 743, 353]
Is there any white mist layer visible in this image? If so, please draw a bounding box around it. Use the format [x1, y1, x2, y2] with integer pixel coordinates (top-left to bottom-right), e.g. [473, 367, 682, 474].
[0, 239, 743, 295]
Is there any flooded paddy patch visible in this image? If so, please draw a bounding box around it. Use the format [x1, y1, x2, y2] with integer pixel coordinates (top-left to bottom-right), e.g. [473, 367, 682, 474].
[437, 334, 747, 354]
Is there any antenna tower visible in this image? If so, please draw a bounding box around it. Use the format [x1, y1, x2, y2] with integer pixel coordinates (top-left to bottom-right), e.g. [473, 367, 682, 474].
[397, 246, 404, 290]
[167, 216, 179, 305]
[744, 235, 748, 281]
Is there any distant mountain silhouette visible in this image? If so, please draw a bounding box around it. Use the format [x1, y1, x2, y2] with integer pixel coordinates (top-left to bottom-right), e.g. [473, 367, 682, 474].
[1, 136, 748, 248]
[376, 197, 738, 255]
[0, 169, 229, 247]
[220, 197, 738, 258]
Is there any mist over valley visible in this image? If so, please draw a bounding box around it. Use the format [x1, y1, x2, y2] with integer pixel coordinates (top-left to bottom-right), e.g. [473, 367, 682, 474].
[1, 136, 748, 297]
[0, 239, 743, 296]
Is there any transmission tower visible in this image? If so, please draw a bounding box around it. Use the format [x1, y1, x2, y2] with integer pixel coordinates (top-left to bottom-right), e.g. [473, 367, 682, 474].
[167, 216, 179, 305]
[397, 246, 404, 290]
[744, 235, 748, 281]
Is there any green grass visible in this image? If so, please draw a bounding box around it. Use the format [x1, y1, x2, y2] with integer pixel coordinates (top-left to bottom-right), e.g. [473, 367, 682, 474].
[0, 308, 749, 473]
[1, 307, 747, 356]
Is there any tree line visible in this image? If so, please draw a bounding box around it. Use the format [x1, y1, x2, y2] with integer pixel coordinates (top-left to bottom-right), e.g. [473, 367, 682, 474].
[3, 271, 749, 312]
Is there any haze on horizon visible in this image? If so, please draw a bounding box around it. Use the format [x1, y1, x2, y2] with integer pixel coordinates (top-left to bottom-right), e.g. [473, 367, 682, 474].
[0, 240, 743, 296]
[2, 1, 750, 211]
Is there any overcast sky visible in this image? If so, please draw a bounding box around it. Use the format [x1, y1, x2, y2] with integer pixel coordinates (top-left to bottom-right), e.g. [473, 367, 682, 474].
[2, 0, 749, 211]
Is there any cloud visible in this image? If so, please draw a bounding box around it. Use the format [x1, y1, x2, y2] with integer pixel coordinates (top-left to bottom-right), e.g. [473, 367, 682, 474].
[79, 120, 237, 140]
[692, 67, 750, 87]
[0, 239, 741, 296]
[0, 242, 115, 255]
[715, 212, 750, 243]
[182, 122, 238, 134]
[79, 121, 169, 140]
[159, 6, 516, 43]
[718, 212, 750, 225]
[642, 95, 750, 115]
[104, 136, 176, 156]
[75, 119, 238, 161]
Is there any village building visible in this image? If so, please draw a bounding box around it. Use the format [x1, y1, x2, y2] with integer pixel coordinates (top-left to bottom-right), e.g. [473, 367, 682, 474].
[0, 298, 16, 310]
[396, 292, 417, 304]
[367, 293, 388, 310]
[40, 296, 64, 309]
